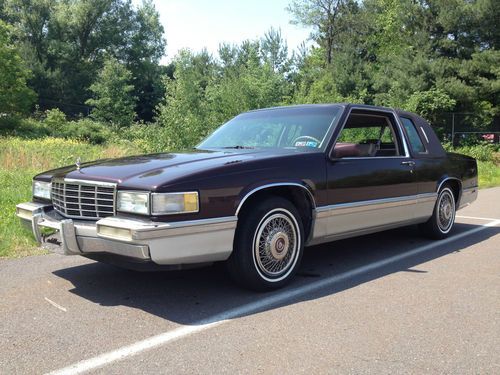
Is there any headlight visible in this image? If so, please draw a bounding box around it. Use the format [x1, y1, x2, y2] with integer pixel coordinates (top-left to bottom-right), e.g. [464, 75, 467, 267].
[151, 192, 199, 215]
[117, 191, 150, 215]
[33, 180, 51, 200]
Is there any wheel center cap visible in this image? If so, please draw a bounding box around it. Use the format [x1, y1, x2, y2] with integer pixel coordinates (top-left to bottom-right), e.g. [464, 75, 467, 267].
[276, 238, 285, 252]
[269, 233, 289, 260]
[443, 203, 451, 219]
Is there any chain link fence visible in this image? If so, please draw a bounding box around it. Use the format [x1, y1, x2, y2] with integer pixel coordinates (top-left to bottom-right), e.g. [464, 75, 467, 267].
[433, 112, 500, 145]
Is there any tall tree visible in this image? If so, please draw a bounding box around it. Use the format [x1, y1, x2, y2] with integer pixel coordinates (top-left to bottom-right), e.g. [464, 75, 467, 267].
[287, 0, 347, 64]
[0, 20, 36, 114]
[85, 57, 136, 127]
[3, 0, 165, 120]
[261, 27, 290, 74]
[155, 39, 295, 149]
[126, 0, 166, 121]
[155, 50, 215, 149]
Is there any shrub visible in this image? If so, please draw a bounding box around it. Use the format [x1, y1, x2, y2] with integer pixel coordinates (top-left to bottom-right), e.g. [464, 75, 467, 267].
[443, 141, 497, 162]
[43, 108, 67, 131]
[61, 119, 113, 145]
[0, 114, 21, 132]
[0, 116, 51, 138]
[404, 88, 456, 124]
[112, 123, 170, 153]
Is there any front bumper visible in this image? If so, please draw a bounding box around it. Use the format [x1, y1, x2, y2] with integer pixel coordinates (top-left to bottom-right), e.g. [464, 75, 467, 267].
[16, 202, 237, 265]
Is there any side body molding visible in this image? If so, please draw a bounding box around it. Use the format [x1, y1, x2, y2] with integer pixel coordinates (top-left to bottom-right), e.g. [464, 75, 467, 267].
[309, 193, 438, 246]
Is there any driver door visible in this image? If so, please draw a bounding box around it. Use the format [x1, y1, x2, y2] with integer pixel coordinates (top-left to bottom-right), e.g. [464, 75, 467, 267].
[324, 108, 417, 238]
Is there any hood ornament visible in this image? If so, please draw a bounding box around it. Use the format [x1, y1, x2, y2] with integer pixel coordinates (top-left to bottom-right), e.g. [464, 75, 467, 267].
[76, 157, 81, 171]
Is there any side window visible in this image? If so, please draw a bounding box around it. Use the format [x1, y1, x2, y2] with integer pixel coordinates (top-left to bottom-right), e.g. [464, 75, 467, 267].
[401, 117, 426, 153]
[333, 112, 402, 158]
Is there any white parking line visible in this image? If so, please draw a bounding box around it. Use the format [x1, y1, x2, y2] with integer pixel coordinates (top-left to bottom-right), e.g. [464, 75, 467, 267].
[44, 297, 67, 312]
[457, 215, 500, 221]
[47, 219, 500, 375]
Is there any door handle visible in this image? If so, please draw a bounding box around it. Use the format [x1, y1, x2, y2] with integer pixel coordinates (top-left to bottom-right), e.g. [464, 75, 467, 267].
[401, 161, 415, 167]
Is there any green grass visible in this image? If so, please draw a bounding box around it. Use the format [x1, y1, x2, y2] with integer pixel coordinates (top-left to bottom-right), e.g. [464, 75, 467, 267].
[447, 144, 500, 188]
[477, 161, 500, 188]
[0, 168, 43, 257]
[0, 137, 138, 258]
[0, 137, 499, 258]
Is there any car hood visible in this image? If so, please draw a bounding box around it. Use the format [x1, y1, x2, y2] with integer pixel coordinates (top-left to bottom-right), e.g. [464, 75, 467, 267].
[39, 148, 294, 190]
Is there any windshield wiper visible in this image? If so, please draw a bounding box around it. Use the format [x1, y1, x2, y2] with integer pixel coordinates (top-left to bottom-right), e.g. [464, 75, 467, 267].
[222, 145, 254, 149]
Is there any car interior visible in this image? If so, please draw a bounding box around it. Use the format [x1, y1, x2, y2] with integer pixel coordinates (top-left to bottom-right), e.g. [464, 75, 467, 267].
[332, 112, 402, 158]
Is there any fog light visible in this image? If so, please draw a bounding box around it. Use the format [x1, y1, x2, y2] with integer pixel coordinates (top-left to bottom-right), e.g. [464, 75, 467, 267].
[97, 225, 132, 241]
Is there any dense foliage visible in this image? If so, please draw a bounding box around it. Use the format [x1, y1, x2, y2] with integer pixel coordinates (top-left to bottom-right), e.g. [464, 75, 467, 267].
[0, 20, 36, 114]
[86, 57, 137, 127]
[0, 0, 165, 121]
[0, 0, 498, 149]
[288, 0, 498, 121]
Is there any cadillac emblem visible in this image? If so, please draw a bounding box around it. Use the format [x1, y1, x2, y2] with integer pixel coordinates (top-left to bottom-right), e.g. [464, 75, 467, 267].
[76, 157, 81, 171]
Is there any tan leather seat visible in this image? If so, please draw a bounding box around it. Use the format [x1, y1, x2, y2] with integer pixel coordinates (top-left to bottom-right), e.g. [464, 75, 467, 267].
[333, 143, 376, 158]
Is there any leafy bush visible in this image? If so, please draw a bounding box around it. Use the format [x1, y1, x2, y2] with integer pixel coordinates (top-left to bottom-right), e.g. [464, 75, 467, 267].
[0, 116, 51, 138]
[60, 119, 113, 145]
[443, 141, 498, 162]
[43, 108, 67, 131]
[1, 114, 114, 145]
[0, 114, 21, 132]
[112, 123, 170, 153]
[404, 89, 456, 123]
[457, 145, 495, 162]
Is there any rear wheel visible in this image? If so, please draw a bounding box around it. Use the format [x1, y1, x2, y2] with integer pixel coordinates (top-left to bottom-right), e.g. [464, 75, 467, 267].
[227, 197, 304, 291]
[419, 186, 456, 239]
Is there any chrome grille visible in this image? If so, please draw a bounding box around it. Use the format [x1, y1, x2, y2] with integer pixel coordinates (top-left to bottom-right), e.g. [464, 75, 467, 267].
[51, 179, 116, 219]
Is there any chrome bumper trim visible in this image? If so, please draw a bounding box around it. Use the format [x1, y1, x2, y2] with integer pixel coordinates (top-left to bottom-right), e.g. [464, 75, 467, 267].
[96, 216, 238, 241]
[16, 202, 237, 265]
[17, 203, 82, 256]
[76, 236, 149, 259]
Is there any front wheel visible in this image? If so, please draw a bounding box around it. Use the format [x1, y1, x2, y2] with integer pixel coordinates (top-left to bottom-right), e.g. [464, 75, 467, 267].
[419, 186, 456, 239]
[227, 197, 304, 291]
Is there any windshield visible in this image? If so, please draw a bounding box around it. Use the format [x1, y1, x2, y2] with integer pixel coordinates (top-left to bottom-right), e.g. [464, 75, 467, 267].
[198, 106, 341, 151]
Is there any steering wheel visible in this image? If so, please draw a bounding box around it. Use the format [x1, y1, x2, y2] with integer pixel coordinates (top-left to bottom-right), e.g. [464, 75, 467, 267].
[292, 135, 321, 147]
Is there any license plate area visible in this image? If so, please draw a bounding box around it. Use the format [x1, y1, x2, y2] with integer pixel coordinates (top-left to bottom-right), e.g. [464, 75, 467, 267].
[34, 216, 81, 255]
[40, 226, 64, 254]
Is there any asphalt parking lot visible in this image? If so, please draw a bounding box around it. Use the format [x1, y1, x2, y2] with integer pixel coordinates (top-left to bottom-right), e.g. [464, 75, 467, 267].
[1, 187, 499, 375]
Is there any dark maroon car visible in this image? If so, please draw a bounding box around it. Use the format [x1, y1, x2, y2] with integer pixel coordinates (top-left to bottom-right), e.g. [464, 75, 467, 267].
[17, 104, 478, 290]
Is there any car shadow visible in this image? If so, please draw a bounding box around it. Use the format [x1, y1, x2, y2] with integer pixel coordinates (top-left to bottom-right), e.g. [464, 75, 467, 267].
[52, 222, 499, 325]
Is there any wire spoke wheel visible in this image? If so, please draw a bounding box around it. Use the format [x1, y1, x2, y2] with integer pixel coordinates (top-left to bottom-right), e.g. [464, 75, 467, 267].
[437, 189, 455, 233]
[228, 197, 304, 290]
[253, 210, 299, 281]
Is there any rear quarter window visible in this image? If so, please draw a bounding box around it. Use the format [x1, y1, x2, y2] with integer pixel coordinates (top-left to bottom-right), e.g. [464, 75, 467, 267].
[401, 117, 426, 153]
